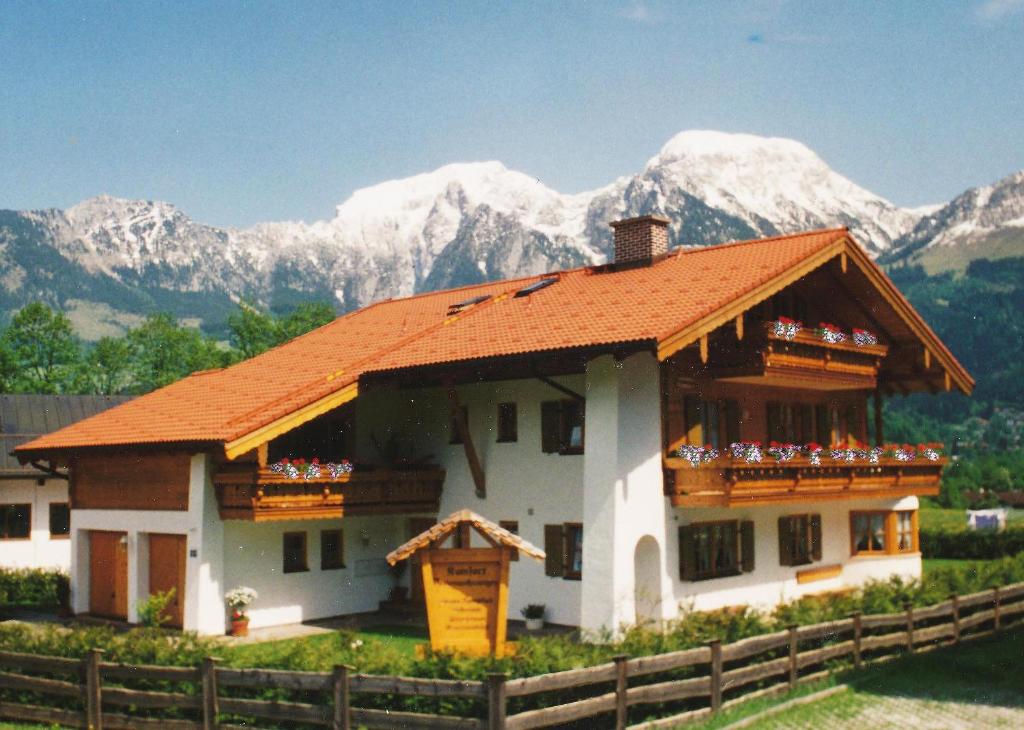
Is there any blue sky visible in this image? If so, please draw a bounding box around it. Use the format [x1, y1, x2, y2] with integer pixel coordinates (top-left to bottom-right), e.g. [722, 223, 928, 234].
[2, 0, 1022, 227]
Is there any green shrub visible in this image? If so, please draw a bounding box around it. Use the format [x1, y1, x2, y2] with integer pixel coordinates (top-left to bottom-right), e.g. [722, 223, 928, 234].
[0, 567, 66, 606]
[920, 527, 1024, 559]
[137, 589, 176, 628]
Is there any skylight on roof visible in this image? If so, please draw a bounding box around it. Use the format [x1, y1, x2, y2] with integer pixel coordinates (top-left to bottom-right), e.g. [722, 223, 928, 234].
[513, 278, 557, 298]
[447, 294, 491, 315]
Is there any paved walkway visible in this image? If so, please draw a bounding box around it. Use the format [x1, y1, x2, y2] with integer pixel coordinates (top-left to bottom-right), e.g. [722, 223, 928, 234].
[758, 692, 1024, 729]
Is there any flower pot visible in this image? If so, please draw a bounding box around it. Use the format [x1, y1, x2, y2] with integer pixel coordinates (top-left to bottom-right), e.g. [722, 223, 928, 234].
[525, 617, 544, 631]
[230, 618, 250, 637]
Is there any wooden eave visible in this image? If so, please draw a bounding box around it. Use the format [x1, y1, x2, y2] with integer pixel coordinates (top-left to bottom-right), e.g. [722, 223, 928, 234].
[655, 235, 973, 396]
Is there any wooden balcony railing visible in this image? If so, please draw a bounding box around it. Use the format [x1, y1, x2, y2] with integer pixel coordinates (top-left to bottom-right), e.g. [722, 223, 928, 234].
[214, 465, 445, 521]
[712, 324, 889, 390]
[664, 455, 944, 507]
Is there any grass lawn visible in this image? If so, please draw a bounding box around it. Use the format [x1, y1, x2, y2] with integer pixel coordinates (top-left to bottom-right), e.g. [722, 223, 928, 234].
[690, 625, 1024, 728]
[225, 622, 427, 669]
[920, 505, 1024, 533]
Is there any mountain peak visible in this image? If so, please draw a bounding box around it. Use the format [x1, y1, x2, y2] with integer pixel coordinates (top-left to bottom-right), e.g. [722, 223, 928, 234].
[652, 130, 819, 168]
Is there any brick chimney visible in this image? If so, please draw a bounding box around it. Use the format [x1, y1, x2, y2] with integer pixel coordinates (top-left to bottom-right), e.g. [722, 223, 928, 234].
[609, 215, 670, 265]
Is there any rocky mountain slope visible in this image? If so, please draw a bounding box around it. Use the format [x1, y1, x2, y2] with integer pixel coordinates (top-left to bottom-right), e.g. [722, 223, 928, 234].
[0, 130, 1018, 338]
[881, 170, 1024, 273]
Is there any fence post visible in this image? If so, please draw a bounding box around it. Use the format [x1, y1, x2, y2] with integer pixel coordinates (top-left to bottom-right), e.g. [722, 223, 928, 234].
[84, 648, 103, 730]
[201, 657, 219, 730]
[613, 654, 629, 730]
[993, 587, 1001, 631]
[950, 593, 960, 645]
[851, 612, 862, 669]
[904, 602, 915, 653]
[487, 673, 507, 730]
[708, 639, 723, 714]
[787, 625, 798, 690]
[332, 664, 352, 730]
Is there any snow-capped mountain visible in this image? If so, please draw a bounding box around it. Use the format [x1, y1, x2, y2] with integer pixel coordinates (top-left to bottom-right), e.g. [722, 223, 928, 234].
[1, 130, 1017, 338]
[883, 170, 1024, 271]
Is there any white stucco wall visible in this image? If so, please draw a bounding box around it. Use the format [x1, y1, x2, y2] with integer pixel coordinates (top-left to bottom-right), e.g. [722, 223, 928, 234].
[669, 495, 922, 613]
[355, 376, 587, 626]
[0, 479, 70, 570]
[222, 514, 410, 629]
[70, 454, 226, 634]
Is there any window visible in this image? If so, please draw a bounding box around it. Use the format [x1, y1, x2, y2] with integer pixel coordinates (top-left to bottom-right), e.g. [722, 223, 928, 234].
[778, 514, 821, 566]
[851, 510, 920, 556]
[514, 278, 557, 298]
[49, 503, 70, 538]
[850, 512, 888, 555]
[449, 405, 468, 445]
[541, 399, 585, 454]
[320, 529, 344, 570]
[895, 511, 917, 553]
[543, 522, 583, 580]
[283, 532, 308, 573]
[498, 520, 519, 561]
[497, 402, 518, 443]
[680, 396, 739, 451]
[680, 520, 754, 581]
[0, 504, 31, 540]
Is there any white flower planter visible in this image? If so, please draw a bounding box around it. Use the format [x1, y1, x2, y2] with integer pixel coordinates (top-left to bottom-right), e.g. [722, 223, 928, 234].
[525, 617, 544, 631]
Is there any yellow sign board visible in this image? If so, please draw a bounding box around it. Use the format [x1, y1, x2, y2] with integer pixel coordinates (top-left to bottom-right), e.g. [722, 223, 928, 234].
[421, 547, 511, 657]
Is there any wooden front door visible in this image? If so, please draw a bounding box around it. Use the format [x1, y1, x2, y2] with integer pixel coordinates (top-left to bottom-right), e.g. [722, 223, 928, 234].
[408, 518, 436, 605]
[89, 531, 128, 619]
[148, 533, 187, 628]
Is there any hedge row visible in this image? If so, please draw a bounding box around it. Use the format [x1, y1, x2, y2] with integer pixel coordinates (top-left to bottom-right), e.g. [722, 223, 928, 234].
[920, 527, 1024, 560]
[0, 567, 66, 606]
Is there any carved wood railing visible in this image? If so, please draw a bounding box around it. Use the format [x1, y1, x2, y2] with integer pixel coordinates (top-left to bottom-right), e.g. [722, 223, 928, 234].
[214, 465, 445, 521]
[664, 456, 945, 507]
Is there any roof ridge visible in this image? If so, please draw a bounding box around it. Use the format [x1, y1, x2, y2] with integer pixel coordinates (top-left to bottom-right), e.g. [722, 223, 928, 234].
[674, 226, 849, 257]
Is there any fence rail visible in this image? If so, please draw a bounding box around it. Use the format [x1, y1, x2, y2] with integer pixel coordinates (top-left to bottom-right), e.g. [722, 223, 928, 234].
[1, 581, 1022, 729]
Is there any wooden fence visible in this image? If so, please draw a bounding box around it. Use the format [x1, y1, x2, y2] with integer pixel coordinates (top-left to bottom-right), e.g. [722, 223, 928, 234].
[1, 581, 1022, 730]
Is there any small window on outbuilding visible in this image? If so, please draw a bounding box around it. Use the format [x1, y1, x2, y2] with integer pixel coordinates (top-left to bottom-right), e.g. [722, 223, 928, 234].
[283, 532, 308, 573]
[0, 504, 31, 540]
[49, 503, 70, 538]
[320, 529, 345, 570]
[497, 402, 518, 443]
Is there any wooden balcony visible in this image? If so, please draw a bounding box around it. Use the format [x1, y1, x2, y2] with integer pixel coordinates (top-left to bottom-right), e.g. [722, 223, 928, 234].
[665, 455, 944, 508]
[214, 465, 445, 521]
[711, 323, 889, 390]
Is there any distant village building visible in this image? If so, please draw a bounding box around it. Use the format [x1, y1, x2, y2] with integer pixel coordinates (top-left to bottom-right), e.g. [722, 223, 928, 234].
[17, 219, 972, 635]
[1, 394, 130, 570]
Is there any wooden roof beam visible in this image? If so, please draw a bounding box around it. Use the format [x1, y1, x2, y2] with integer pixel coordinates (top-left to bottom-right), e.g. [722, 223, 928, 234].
[447, 388, 486, 498]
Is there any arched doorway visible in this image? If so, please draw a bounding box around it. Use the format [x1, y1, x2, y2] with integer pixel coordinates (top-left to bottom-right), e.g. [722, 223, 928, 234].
[633, 536, 662, 627]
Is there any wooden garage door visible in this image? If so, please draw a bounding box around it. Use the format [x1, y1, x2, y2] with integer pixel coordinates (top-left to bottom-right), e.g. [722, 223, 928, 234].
[89, 531, 128, 620]
[149, 534, 187, 628]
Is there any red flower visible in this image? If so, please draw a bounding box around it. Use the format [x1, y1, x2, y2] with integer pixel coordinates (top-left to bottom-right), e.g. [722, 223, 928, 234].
[281, 458, 290, 465]
[778, 316, 796, 324]
[769, 440, 780, 448]
[704, 444, 714, 451]
[312, 457, 320, 465]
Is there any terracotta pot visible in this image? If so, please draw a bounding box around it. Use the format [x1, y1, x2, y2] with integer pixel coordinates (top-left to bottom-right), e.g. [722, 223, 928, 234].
[230, 618, 250, 637]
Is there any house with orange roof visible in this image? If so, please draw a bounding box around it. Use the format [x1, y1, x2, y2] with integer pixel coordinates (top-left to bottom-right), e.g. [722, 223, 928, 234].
[16, 216, 972, 635]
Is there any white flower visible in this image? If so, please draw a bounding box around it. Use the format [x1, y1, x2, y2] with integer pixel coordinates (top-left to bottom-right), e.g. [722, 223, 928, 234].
[350, 639, 364, 650]
[225, 586, 258, 608]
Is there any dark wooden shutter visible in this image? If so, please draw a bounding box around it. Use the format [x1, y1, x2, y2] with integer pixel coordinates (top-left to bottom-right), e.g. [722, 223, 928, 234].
[778, 516, 794, 566]
[810, 514, 822, 562]
[679, 525, 696, 581]
[544, 524, 564, 576]
[684, 396, 702, 445]
[740, 521, 755, 573]
[666, 396, 686, 453]
[541, 401, 561, 453]
[799, 404, 814, 443]
[724, 399, 741, 445]
[814, 404, 830, 445]
[767, 402, 784, 442]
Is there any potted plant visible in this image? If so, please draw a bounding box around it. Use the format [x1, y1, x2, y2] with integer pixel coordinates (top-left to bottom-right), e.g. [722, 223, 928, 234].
[521, 604, 546, 631]
[225, 586, 258, 637]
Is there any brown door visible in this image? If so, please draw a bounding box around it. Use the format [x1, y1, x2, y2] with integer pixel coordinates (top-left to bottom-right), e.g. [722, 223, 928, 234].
[148, 533, 187, 627]
[408, 518, 436, 605]
[89, 531, 128, 619]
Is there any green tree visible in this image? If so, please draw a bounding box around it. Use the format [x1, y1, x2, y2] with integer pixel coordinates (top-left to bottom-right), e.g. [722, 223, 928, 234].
[127, 314, 227, 394]
[276, 302, 336, 342]
[1, 302, 81, 393]
[227, 301, 278, 358]
[74, 337, 135, 394]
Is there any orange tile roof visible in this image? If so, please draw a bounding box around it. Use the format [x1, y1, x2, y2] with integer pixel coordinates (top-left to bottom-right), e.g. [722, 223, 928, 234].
[18, 226, 966, 456]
